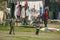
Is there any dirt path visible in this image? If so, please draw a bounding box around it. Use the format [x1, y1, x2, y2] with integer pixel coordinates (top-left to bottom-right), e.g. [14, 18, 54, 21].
[0, 31, 60, 38]
[0, 31, 60, 40]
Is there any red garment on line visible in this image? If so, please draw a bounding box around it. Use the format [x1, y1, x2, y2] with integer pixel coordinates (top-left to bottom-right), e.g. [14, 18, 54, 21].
[25, 1, 28, 10]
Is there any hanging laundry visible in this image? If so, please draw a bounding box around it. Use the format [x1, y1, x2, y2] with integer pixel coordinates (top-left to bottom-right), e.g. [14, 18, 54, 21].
[21, 6, 25, 18]
[25, 1, 28, 17]
[25, 1, 28, 10]
[40, 7, 43, 15]
[28, 12, 31, 21]
[16, 1, 21, 19]
[26, 7, 30, 16]
[14, 5, 18, 19]
[17, 5, 20, 17]
[10, 3, 15, 18]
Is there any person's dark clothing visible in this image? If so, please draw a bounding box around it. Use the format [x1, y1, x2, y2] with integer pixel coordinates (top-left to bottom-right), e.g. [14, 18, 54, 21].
[9, 20, 15, 34]
[42, 10, 48, 27]
[9, 25, 14, 34]
[44, 20, 47, 27]
[36, 29, 39, 35]
[33, 17, 40, 35]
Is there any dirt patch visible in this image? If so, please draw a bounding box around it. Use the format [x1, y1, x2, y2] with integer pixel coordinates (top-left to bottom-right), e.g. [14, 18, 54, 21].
[0, 31, 60, 38]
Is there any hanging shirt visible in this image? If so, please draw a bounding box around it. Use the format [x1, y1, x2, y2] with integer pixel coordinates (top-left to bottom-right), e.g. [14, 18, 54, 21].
[31, 8, 35, 16]
[17, 5, 20, 16]
[25, 1, 28, 10]
[21, 7, 25, 18]
[28, 13, 31, 20]
[26, 8, 30, 16]
[14, 5, 18, 19]
[28, 9, 32, 20]
[40, 7, 43, 15]
[25, 1, 28, 17]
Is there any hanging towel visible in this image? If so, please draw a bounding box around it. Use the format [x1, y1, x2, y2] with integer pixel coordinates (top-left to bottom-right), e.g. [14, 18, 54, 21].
[14, 5, 18, 19]
[26, 8, 30, 16]
[21, 7, 25, 18]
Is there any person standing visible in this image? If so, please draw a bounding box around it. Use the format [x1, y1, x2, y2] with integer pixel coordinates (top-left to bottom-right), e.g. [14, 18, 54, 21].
[42, 9, 49, 31]
[9, 18, 15, 35]
[33, 15, 40, 35]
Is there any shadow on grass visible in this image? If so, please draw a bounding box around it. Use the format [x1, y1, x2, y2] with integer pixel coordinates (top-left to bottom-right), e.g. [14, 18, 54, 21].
[19, 25, 43, 28]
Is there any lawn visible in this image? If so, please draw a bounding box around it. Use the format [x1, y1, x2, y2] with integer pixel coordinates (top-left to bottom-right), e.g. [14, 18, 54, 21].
[0, 24, 60, 40]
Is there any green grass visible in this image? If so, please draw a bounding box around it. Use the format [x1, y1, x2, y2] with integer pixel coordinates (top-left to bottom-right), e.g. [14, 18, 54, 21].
[0, 25, 60, 34]
[15, 27, 35, 32]
[0, 25, 35, 32]
[0, 25, 10, 31]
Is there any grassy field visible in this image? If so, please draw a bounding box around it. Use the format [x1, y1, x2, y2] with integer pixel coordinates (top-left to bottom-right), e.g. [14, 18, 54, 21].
[0, 23, 60, 40]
